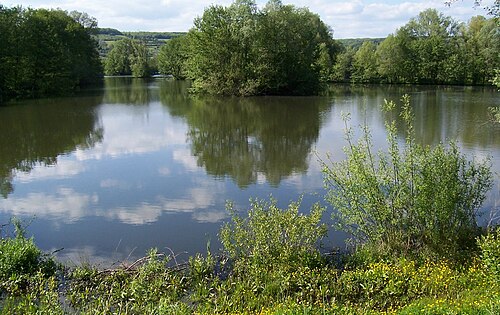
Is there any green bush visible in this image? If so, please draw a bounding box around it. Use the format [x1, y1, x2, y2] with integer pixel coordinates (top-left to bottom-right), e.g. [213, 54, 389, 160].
[220, 198, 327, 271]
[0, 220, 57, 292]
[321, 95, 493, 261]
[67, 248, 191, 314]
[478, 227, 500, 280]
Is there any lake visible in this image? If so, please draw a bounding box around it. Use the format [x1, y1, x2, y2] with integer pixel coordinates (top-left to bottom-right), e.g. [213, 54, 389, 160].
[0, 77, 499, 266]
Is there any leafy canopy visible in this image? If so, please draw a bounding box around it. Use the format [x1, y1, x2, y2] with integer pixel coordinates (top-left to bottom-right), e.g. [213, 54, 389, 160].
[184, 0, 339, 96]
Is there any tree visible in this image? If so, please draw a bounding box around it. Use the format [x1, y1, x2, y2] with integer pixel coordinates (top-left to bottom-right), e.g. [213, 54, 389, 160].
[105, 38, 150, 77]
[331, 46, 355, 83]
[157, 36, 189, 79]
[401, 9, 462, 84]
[0, 6, 102, 101]
[376, 35, 403, 83]
[255, 1, 335, 94]
[463, 16, 500, 84]
[351, 41, 379, 83]
[185, 0, 338, 96]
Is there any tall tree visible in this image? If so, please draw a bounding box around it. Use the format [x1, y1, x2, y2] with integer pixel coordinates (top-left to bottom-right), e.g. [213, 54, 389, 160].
[351, 41, 378, 83]
[331, 47, 355, 83]
[185, 0, 338, 96]
[0, 6, 102, 101]
[105, 38, 150, 77]
[157, 36, 189, 79]
[402, 9, 462, 84]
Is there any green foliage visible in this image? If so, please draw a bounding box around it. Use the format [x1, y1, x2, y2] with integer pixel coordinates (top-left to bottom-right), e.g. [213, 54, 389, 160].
[330, 9, 499, 86]
[185, 0, 339, 95]
[351, 41, 379, 83]
[337, 38, 385, 50]
[4, 213, 499, 314]
[331, 47, 355, 83]
[493, 69, 500, 88]
[104, 38, 151, 77]
[0, 220, 57, 291]
[193, 198, 331, 313]
[67, 249, 191, 314]
[220, 198, 327, 271]
[478, 228, 500, 280]
[322, 95, 493, 260]
[489, 106, 500, 123]
[157, 36, 189, 79]
[0, 220, 61, 314]
[0, 6, 102, 102]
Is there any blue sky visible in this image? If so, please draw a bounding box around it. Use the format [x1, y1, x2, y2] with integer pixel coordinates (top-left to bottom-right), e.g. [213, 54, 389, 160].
[7, 0, 495, 38]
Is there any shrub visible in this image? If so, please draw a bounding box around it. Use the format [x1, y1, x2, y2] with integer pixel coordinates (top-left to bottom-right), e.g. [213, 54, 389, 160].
[321, 95, 493, 260]
[478, 227, 500, 280]
[220, 198, 327, 271]
[0, 219, 57, 292]
[212, 198, 329, 312]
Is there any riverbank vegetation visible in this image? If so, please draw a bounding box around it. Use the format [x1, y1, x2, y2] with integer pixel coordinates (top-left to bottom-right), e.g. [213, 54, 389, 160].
[1, 95, 498, 314]
[330, 9, 499, 85]
[154, 2, 499, 94]
[1, 1, 498, 102]
[0, 6, 102, 102]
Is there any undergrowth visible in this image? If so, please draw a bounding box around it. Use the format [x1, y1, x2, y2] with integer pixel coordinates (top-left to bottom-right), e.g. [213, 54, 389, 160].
[1, 206, 499, 314]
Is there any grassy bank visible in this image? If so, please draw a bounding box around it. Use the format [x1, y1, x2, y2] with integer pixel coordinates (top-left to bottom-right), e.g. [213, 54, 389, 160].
[0, 208, 499, 314]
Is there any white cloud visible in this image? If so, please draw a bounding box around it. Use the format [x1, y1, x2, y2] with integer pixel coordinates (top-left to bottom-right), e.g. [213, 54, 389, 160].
[100, 179, 133, 189]
[105, 203, 163, 225]
[173, 148, 200, 172]
[14, 159, 86, 183]
[158, 167, 171, 176]
[74, 103, 187, 161]
[0, 188, 99, 222]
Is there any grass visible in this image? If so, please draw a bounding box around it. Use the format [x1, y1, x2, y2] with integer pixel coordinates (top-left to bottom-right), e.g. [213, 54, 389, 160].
[0, 212, 499, 314]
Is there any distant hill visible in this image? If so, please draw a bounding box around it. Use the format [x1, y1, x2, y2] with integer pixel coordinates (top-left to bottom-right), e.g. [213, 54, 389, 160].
[96, 29, 186, 57]
[95, 28, 384, 58]
[337, 38, 385, 49]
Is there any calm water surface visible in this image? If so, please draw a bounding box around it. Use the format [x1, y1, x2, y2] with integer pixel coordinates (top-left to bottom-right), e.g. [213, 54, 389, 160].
[1, 77, 499, 265]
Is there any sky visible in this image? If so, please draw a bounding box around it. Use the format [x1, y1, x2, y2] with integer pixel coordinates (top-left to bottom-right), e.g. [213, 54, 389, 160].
[5, 0, 496, 38]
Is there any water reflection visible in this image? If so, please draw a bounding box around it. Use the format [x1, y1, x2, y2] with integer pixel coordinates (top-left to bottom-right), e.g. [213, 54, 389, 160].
[0, 78, 497, 263]
[103, 77, 157, 105]
[0, 95, 103, 197]
[160, 80, 331, 187]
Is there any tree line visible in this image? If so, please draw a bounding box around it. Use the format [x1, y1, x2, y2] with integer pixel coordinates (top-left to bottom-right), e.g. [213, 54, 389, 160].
[107, 0, 340, 96]
[331, 9, 499, 85]
[1, 2, 498, 102]
[0, 6, 103, 102]
[154, 5, 499, 90]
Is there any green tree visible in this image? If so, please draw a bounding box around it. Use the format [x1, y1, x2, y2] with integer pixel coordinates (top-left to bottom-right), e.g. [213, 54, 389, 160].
[105, 38, 150, 77]
[376, 35, 404, 83]
[351, 41, 379, 83]
[0, 6, 102, 101]
[158, 36, 189, 79]
[463, 16, 500, 84]
[185, 0, 337, 96]
[402, 9, 462, 84]
[255, 1, 335, 95]
[331, 46, 355, 83]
